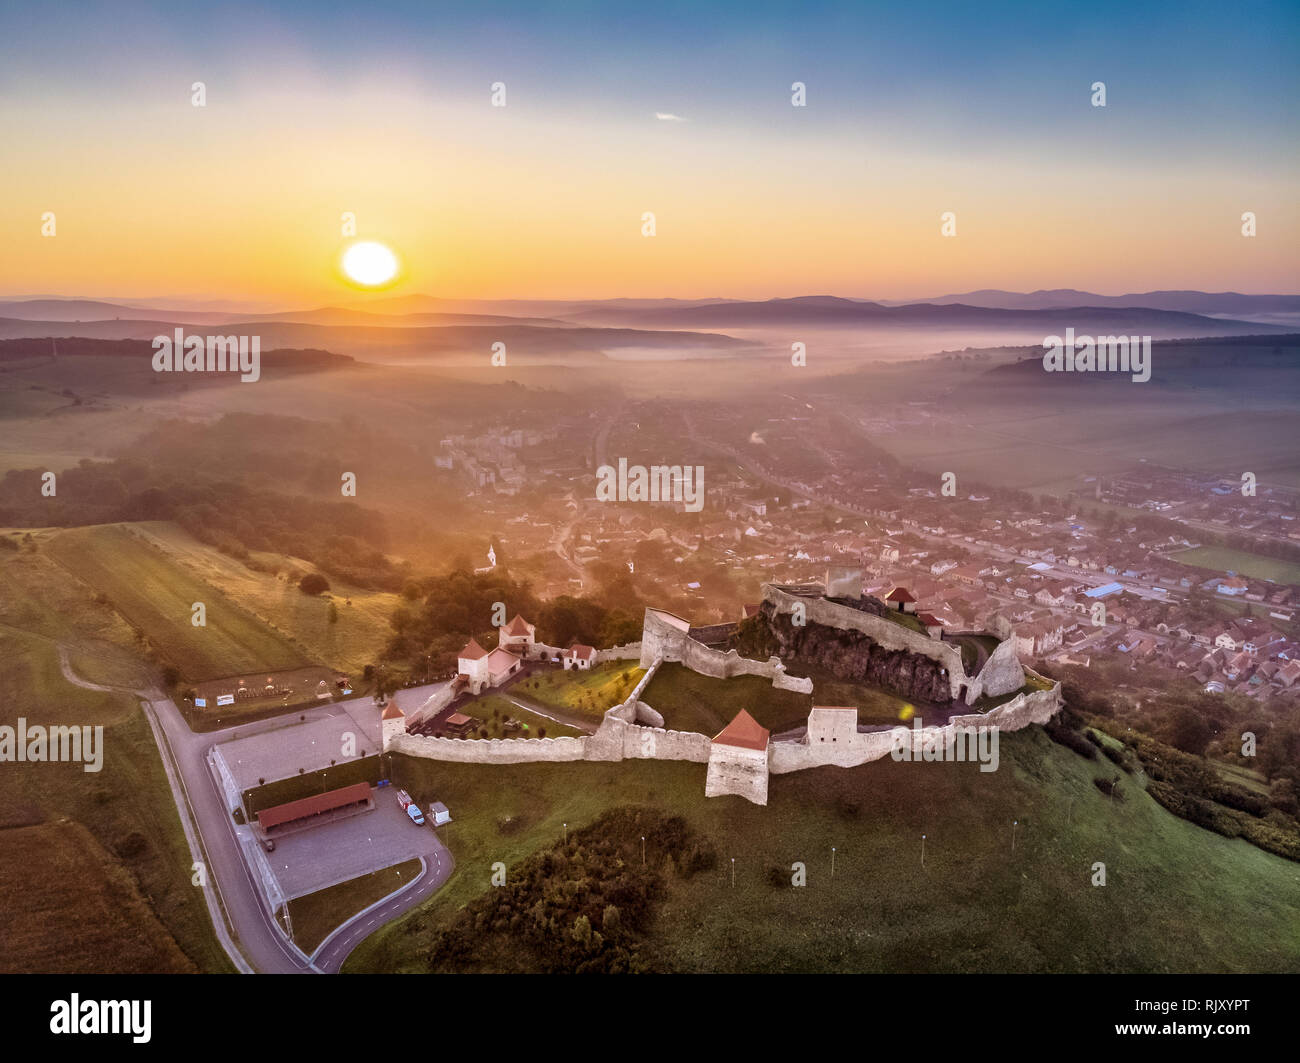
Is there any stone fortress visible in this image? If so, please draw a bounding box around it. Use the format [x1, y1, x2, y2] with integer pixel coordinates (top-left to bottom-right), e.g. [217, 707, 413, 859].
[386, 567, 1063, 805]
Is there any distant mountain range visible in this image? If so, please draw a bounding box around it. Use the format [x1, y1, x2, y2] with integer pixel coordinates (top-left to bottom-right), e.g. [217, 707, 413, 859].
[880, 289, 1300, 315]
[560, 295, 1289, 337]
[0, 290, 1292, 363]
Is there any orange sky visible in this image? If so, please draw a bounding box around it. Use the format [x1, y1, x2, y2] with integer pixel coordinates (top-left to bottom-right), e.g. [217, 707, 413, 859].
[3, 74, 1296, 306]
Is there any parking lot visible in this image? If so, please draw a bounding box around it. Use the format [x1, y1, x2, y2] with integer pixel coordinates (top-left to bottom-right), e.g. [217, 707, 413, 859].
[262, 786, 449, 901]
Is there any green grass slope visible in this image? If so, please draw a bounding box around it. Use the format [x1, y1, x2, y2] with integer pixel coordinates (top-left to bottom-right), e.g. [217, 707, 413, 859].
[44, 523, 313, 681]
[347, 727, 1300, 973]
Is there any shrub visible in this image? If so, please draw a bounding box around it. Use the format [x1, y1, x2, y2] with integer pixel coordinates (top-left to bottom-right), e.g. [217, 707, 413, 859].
[1045, 717, 1097, 759]
[1093, 775, 1124, 801]
[299, 572, 330, 596]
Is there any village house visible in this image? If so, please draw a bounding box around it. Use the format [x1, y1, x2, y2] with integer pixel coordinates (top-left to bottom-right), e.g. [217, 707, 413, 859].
[561, 644, 596, 671]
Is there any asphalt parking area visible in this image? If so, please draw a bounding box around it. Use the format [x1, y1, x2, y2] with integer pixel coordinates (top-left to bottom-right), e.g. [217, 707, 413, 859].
[264, 789, 448, 901]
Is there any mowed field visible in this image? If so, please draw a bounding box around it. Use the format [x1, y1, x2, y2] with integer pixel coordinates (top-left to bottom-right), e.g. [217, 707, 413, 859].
[131, 522, 400, 676]
[43, 523, 314, 682]
[348, 727, 1300, 974]
[1168, 546, 1300, 586]
[0, 543, 231, 972]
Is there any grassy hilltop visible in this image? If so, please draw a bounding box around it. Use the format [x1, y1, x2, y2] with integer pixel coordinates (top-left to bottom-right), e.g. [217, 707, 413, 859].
[348, 726, 1300, 974]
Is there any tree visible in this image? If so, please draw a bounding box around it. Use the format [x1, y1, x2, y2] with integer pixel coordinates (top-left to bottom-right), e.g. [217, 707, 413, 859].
[299, 572, 330, 596]
[1168, 705, 1213, 757]
[571, 914, 592, 946]
[328, 601, 340, 625]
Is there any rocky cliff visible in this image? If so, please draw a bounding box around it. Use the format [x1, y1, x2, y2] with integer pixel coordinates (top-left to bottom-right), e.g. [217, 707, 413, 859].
[756, 602, 957, 706]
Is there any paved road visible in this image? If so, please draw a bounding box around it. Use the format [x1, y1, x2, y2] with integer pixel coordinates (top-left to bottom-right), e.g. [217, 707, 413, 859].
[313, 845, 453, 972]
[62, 657, 454, 974]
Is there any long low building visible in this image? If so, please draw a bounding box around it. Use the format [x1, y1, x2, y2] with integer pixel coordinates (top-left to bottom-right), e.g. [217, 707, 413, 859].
[256, 781, 373, 835]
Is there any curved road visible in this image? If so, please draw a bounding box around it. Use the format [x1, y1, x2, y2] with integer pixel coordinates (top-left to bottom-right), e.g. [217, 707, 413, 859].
[61, 651, 451, 974]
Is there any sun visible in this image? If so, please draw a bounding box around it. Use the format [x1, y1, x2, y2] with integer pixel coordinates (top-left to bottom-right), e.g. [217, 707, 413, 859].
[341, 241, 399, 287]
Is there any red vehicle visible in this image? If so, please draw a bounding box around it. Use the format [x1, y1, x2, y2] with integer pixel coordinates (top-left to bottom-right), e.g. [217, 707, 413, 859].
[395, 789, 426, 826]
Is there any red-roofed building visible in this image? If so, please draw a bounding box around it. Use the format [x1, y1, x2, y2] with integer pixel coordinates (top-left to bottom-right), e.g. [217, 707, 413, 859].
[705, 710, 771, 805]
[256, 781, 373, 835]
[712, 709, 770, 752]
[499, 614, 537, 655]
[458, 638, 491, 693]
[916, 611, 945, 638]
[884, 587, 918, 613]
[562, 644, 596, 671]
[487, 645, 523, 685]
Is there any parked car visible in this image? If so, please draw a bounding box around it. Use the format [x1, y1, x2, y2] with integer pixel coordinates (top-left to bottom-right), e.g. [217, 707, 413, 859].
[395, 788, 426, 826]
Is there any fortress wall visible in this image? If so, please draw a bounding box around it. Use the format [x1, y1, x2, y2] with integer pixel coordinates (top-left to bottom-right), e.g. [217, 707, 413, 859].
[762, 585, 969, 699]
[407, 685, 454, 728]
[769, 683, 1063, 774]
[642, 607, 809, 690]
[769, 728, 900, 773]
[389, 733, 588, 764]
[640, 610, 691, 668]
[632, 701, 665, 728]
[973, 636, 1026, 699]
[621, 723, 712, 762]
[705, 744, 769, 805]
[773, 670, 814, 694]
[595, 642, 642, 662]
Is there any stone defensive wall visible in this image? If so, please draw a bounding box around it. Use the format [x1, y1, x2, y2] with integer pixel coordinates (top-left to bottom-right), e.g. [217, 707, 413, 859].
[768, 677, 1062, 774]
[760, 584, 1023, 705]
[517, 640, 641, 663]
[389, 655, 712, 767]
[385, 600, 1061, 805]
[594, 641, 642, 662]
[389, 731, 590, 763]
[407, 684, 455, 728]
[638, 607, 814, 694]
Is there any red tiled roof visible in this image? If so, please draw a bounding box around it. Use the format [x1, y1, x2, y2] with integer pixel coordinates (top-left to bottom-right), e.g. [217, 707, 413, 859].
[257, 782, 371, 832]
[503, 615, 532, 636]
[917, 612, 943, 626]
[487, 646, 521, 670]
[381, 702, 404, 720]
[459, 638, 488, 661]
[712, 709, 770, 752]
[569, 644, 595, 661]
[885, 587, 917, 603]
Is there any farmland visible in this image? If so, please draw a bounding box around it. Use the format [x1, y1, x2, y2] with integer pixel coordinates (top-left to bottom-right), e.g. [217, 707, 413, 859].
[43, 523, 314, 682]
[1168, 545, 1300, 586]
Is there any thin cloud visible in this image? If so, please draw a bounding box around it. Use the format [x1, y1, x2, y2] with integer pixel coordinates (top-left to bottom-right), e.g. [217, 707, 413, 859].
[654, 112, 687, 122]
